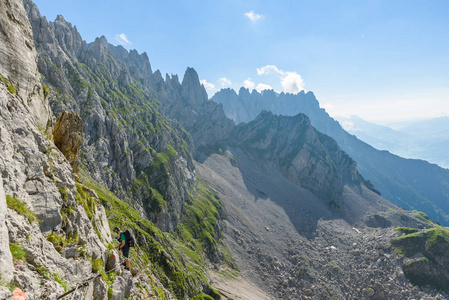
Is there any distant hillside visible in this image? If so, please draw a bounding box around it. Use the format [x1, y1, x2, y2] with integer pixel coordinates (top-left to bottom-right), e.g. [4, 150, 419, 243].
[338, 115, 449, 168]
[213, 88, 449, 225]
[396, 116, 449, 140]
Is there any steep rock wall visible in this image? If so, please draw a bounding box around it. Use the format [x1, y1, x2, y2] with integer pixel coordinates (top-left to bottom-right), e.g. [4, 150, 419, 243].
[0, 178, 14, 283]
[25, 0, 196, 231]
[0, 0, 51, 129]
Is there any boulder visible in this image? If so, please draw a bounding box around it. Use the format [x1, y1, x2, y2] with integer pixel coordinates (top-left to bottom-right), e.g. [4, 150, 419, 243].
[53, 111, 84, 174]
[105, 250, 120, 272]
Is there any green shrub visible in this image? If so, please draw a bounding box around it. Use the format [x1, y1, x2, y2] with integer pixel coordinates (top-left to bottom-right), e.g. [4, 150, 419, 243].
[46, 233, 66, 252]
[43, 86, 50, 98]
[59, 187, 69, 202]
[6, 195, 38, 223]
[77, 245, 86, 258]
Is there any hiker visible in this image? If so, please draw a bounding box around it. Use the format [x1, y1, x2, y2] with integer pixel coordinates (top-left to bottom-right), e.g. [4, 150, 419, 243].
[113, 227, 130, 271]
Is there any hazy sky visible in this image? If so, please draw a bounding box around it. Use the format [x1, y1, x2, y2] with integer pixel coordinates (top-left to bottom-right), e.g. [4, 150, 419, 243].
[33, 0, 449, 124]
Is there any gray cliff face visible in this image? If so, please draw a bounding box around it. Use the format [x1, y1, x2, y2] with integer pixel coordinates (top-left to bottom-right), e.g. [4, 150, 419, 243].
[138, 65, 235, 151]
[24, 0, 196, 231]
[181, 67, 208, 107]
[0, 0, 116, 297]
[0, 179, 14, 283]
[230, 111, 363, 202]
[24, 0, 238, 230]
[212, 88, 320, 125]
[0, 0, 51, 130]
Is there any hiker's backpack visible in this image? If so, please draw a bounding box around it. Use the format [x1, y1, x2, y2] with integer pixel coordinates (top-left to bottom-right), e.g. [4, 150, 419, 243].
[123, 229, 135, 247]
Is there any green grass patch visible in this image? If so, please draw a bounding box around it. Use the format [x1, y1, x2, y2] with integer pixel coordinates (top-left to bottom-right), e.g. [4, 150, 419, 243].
[191, 293, 215, 300]
[35, 264, 51, 278]
[218, 268, 239, 280]
[54, 274, 68, 292]
[175, 180, 223, 254]
[391, 227, 449, 257]
[59, 187, 69, 202]
[9, 242, 26, 262]
[91, 258, 104, 273]
[0, 73, 17, 94]
[6, 194, 38, 223]
[396, 227, 420, 235]
[153, 145, 177, 170]
[0, 276, 14, 292]
[413, 210, 438, 226]
[75, 183, 97, 220]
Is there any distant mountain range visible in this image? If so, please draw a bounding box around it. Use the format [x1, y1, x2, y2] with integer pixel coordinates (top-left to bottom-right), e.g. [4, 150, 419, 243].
[337, 115, 449, 169]
[212, 88, 449, 225]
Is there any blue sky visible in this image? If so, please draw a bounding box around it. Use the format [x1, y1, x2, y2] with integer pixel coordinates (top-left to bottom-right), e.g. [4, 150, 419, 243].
[33, 0, 449, 124]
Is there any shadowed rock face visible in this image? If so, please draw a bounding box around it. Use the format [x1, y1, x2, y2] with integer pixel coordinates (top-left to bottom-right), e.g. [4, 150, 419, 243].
[230, 111, 363, 201]
[214, 88, 449, 227]
[53, 111, 84, 174]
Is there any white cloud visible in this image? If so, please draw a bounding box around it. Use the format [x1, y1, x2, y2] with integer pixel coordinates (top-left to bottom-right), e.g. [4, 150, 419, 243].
[245, 11, 263, 23]
[256, 83, 273, 92]
[219, 77, 232, 88]
[281, 71, 305, 94]
[257, 65, 282, 76]
[115, 33, 132, 45]
[200, 79, 216, 97]
[257, 65, 305, 93]
[200, 79, 215, 91]
[340, 120, 356, 132]
[243, 78, 255, 90]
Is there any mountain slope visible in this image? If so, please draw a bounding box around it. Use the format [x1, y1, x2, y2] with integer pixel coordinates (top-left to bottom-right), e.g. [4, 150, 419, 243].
[195, 148, 444, 299]
[213, 88, 449, 225]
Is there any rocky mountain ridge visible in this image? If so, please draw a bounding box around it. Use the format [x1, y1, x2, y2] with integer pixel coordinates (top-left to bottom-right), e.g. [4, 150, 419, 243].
[229, 111, 367, 202]
[25, 0, 198, 231]
[213, 88, 449, 226]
